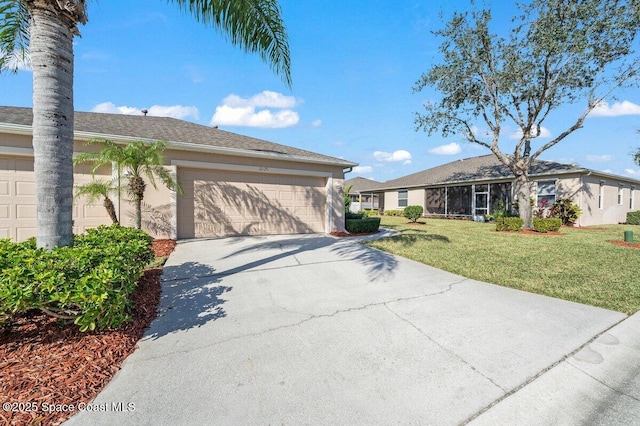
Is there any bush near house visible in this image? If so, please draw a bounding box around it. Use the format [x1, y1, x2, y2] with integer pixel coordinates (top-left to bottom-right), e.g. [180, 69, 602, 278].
[627, 211, 640, 225]
[346, 217, 381, 233]
[551, 198, 582, 226]
[496, 217, 524, 232]
[0, 225, 154, 332]
[384, 209, 404, 216]
[533, 218, 562, 233]
[403, 205, 424, 222]
[346, 212, 365, 220]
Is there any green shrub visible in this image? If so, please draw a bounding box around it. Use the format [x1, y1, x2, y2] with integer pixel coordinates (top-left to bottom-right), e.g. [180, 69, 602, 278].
[551, 198, 582, 226]
[403, 205, 424, 222]
[358, 209, 379, 217]
[533, 218, 562, 233]
[345, 217, 381, 233]
[346, 212, 365, 220]
[496, 217, 524, 232]
[384, 209, 404, 217]
[0, 225, 154, 332]
[627, 211, 640, 225]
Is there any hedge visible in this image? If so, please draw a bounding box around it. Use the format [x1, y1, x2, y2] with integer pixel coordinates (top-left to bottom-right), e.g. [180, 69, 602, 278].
[627, 211, 640, 225]
[533, 218, 562, 233]
[345, 217, 381, 233]
[384, 209, 404, 216]
[496, 217, 524, 232]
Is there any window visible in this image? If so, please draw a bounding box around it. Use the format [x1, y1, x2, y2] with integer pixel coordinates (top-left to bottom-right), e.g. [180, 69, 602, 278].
[398, 190, 408, 208]
[618, 186, 624, 205]
[536, 180, 556, 209]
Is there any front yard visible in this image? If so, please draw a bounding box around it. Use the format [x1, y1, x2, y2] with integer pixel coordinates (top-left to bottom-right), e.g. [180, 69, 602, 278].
[366, 216, 640, 314]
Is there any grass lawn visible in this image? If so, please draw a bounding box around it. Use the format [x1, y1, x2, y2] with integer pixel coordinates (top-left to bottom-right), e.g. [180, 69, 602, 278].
[366, 216, 640, 314]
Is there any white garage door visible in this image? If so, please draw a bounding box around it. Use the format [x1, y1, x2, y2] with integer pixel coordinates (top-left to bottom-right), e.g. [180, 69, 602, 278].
[0, 156, 111, 242]
[177, 168, 327, 238]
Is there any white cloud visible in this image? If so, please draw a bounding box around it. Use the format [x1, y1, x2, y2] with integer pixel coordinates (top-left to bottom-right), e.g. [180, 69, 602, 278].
[508, 126, 552, 140]
[625, 168, 639, 176]
[429, 142, 461, 155]
[92, 102, 199, 120]
[591, 100, 640, 117]
[353, 166, 373, 174]
[311, 119, 322, 128]
[586, 154, 612, 162]
[373, 150, 412, 165]
[211, 90, 300, 128]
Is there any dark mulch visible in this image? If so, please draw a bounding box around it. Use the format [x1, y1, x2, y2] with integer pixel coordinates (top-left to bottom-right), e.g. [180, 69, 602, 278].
[0, 239, 174, 426]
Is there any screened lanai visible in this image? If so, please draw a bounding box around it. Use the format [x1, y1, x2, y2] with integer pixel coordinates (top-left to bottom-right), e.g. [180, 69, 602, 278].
[424, 182, 512, 218]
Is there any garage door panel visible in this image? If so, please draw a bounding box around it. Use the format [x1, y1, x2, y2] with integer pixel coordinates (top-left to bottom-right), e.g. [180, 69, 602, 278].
[178, 168, 326, 238]
[0, 156, 112, 242]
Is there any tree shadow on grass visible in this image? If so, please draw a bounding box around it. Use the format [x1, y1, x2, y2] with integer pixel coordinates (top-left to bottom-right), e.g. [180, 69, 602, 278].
[382, 230, 451, 245]
[143, 262, 232, 340]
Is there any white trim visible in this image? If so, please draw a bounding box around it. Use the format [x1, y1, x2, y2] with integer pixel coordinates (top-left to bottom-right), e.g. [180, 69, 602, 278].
[171, 159, 332, 178]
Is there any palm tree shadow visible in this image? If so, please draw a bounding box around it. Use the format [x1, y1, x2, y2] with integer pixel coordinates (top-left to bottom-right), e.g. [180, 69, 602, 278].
[219, 235, 399, 282]
[143, 262, 231, 340]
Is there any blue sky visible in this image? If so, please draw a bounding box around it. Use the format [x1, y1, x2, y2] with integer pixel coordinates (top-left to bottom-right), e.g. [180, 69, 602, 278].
[2, 0, 640, 182]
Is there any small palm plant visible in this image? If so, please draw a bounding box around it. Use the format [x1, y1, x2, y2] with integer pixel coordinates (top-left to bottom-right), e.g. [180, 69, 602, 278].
[74, 179, 119, 224]
[74, 139, 183, 229]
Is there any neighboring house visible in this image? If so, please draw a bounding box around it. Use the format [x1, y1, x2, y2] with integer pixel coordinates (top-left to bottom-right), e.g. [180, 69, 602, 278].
[345, 176, 381, 213]
[0, 106, 356, 241]
[350, 155, 640, 226]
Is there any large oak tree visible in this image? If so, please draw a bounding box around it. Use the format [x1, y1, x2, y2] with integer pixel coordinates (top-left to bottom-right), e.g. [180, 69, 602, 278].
[0, 0, 291, 248]
[414, 0, 640, 228]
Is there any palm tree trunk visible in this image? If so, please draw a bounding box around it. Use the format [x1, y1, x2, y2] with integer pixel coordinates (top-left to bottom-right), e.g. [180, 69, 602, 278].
[103, 197, 119, 224]
[134, 196, 142, 229]
[30, 5, 76, 248]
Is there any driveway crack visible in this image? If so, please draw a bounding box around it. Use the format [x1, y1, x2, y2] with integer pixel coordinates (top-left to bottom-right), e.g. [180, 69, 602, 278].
[138, 278, 470, 363]
[383, 304, 507, 394]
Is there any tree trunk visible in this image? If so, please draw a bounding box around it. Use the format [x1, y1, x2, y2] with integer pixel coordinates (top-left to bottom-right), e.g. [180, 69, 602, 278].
[103, 197, 119, 224]
[134, 196, 142, 229]
[30, 6, 77, 248]
[513, 173, 533, 229]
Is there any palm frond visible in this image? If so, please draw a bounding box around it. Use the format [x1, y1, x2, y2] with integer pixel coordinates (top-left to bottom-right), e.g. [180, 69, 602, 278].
[171, 0, 291, 86]
[0, 0, 30, 73]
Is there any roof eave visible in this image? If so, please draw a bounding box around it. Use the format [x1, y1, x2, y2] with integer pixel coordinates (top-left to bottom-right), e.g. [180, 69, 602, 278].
[0, 122, 358, 169]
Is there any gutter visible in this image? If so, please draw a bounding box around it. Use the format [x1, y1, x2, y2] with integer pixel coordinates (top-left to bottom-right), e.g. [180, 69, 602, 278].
[0, 122, 358, 169]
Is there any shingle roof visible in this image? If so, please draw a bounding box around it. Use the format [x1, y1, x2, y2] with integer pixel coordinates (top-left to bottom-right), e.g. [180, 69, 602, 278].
[360, 155, 587, 191]
[345, 176, 382, 192]
[0, 106, 356, 167]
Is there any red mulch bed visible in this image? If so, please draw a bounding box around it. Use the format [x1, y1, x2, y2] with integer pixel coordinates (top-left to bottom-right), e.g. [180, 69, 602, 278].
[609, 240, 640, 249]
[0, 239, 175, 426]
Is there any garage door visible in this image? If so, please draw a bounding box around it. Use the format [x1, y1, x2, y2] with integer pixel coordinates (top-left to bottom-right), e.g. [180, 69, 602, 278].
[177, 168, 327, 238]
[0, 156, 111, 242]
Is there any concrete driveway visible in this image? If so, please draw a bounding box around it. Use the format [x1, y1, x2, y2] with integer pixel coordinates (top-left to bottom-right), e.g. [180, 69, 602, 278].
[65, 233, 635, 425]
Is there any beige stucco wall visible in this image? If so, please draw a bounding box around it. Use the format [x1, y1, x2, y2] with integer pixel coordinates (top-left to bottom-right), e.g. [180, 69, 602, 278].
[0, 131, 347, 240]
[577, 174, 635, 226]
[408, 189, 424, 209]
